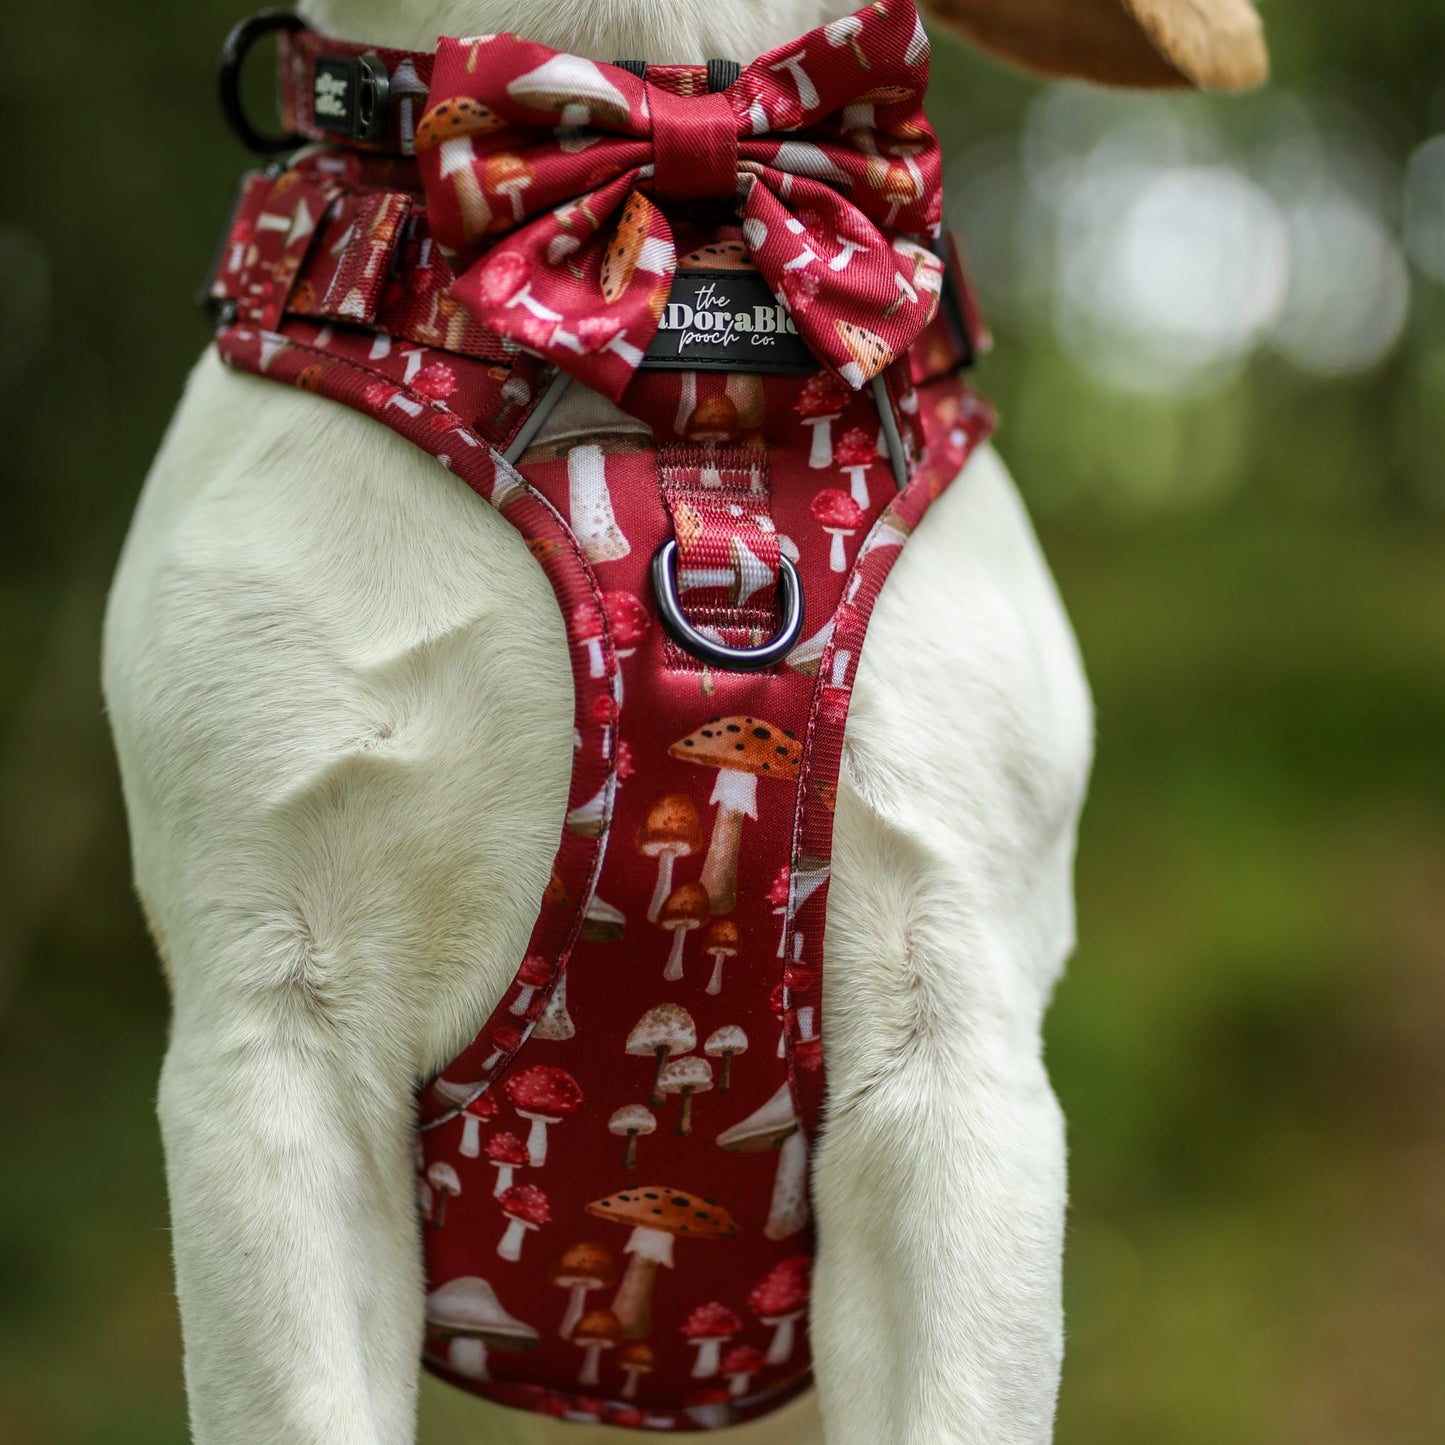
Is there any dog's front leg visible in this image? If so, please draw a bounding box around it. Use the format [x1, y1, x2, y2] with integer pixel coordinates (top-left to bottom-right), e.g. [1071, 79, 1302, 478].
[159, 989, 425, 1445]
[809, 446, 1091, 1444]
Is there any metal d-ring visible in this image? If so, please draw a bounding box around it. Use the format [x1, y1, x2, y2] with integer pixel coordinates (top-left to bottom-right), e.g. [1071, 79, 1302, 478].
[219, 10, 307, 154]
[651, 540, 805, 672]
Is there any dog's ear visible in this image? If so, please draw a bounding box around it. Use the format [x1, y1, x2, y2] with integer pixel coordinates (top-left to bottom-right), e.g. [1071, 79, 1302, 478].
[920, 0, 1268, 91]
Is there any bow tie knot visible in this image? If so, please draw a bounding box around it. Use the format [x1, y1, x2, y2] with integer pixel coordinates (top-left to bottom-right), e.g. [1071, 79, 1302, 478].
[416, 0, 945, 399]
[649, 85, 739, 204]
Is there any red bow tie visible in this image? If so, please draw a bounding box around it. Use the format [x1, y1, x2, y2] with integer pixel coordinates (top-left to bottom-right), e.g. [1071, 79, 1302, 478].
[416, 0, 945, 400]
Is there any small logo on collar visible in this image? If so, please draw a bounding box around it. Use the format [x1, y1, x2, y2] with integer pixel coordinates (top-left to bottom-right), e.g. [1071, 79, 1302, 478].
[311, 55, 391, 142]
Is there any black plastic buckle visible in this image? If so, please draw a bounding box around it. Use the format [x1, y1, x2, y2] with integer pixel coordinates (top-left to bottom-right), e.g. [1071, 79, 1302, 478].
[310, 53, 391, 143]
[218, 10, 306, 154]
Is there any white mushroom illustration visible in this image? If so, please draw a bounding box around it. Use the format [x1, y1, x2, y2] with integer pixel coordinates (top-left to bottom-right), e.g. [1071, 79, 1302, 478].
[427, 1161, 461, 1228]
[637, 794, 704, 923]
[768, 53, 820, 108]
[581, 893, 627, 943]
[507, 54, 631, 129]
[425, 1276, 537, 1381]
[824, 13, 870, 68]
[586, 1187, 740, 1339]
[748, 1254, 811, 1365]
[669, 717, 803, 914]
[685, 1389, 734, 1429]
[704, 1025, 749, 1092]
[625, 1004, 697, 1106]
[533, 972, 576, 1041]
[702, 920, 738, 996]
[550, 1242, 617, 1339]
[504, 1064, 582, 1165]
[609, 1104, 657, 1169]
[658, 882, 710, 981]
[497, 1182, 551, 1261]
[681, 1301, 742, 1378]
[721, 1343, 766, 1397]
[717, 1082, 810, 1240]
[657, 1055, 714, 1136]
[572, 1307, 622, 1387]
[390, 59, 429, 151]
[485, 1131, 529, 1196]
[522, 386, 653, 564]
[618, 1341, 656, 1398]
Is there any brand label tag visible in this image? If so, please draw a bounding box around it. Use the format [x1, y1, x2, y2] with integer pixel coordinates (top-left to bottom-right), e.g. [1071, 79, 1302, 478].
[641, 270, 820, 374]
[313, 59, 359, 133]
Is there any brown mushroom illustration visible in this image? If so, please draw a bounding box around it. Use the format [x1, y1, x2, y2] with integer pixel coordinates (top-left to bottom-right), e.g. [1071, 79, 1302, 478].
[638, 795, 704, 923]
[427, 1161, 461, 1228]
[702, 920, 739, 996]
[721, 1343, 766, 1398]
[657, 1055, 714, 1137]
[717, 1082, 809, 1241]
[681, 1301, 741, 1378]
[550, 1242, 616, 1340]
[586, 1187, 740, 1339]
[749, 1255, 811, 1364]
[572, 1307, 623, 1387]
[497, 1182, 551, 1261]
[452, 1088, 499, 1159]
[533, 972, 576, 1041]
[669, 717, 803, 914]
[658, 882, 710, 982]
[510, 953, 551, 1015]
[485, 1131, 529, 1197]
[704, 1026, 749, 1093]
[810, 488, 865, 572]
[617, 1341, 656, 1399]
[504, 1064, 583, 1166]
[625, 1004, 697, 1106]
[833, 425, 878, 509]
[521, 385, 651, 564]
[484, 152, 535, 223]
[425, 1276, 537, 1381]
[795, 372, 848, 469]
[609, 1103, 657, 1169]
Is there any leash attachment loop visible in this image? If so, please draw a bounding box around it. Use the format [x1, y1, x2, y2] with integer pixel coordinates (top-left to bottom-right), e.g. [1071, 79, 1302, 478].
[219, 10, 306, 154]
[651, 540, 804, 672]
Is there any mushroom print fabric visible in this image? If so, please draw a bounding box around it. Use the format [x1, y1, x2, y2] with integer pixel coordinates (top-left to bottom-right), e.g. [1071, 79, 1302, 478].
[209, 0, 991, 1429]
[415, 0, 943, 400]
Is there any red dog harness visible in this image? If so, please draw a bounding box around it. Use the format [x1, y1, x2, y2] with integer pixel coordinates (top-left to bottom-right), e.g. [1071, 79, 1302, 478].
[206, 1, 992, 1429]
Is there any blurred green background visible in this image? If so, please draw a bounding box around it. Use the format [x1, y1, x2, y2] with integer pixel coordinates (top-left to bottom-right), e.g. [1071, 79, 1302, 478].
[2, 2, 1443, 1441]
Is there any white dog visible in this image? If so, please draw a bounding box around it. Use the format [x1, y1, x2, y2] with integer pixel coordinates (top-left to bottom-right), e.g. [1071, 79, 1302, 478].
[102, 2, 1265, 1441]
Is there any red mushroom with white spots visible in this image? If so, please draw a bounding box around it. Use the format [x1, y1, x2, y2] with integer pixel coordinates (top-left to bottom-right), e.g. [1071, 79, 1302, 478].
[721, 1343, 766, 1398]
[669, 717, 803, 915]
[637, 795, 704, 923]
[702, 920, 739, 996]
[550, 1241, 616, 1339]
[657, 882, 710, 982]
[571, 1307, 622, 1387]
[451, 1088, 499, 1159]
[504, 1064, 582, 1166]
[482, 1023, 523, 1072]
[795, 372, 849, 469]
[833, 425, 878, 508]
[681, 1301, 742, 1378]
[571, 600, 609, 679]
[684, 1387, 734, 1430]
[427, 1161, 461, 1228]
[609, 1103, 657, 1169]
[810, 488, 865, 572]
[510, 954, 551, 1015]
[603, 591, 651, 699]
[485, 1131, 529, 1196]
[586, 1188, 740, 1339]
[748, 1255, 811, 1364]
[657, 1055, 714, 1136]
[717, 1082, 810, 1241]
[496, 1182, 550, 1261]
[625, 1004, 696, 1106]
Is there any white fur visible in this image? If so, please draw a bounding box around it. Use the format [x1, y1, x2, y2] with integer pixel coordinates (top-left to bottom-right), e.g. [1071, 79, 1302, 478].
[102, 3, 1092, 1441]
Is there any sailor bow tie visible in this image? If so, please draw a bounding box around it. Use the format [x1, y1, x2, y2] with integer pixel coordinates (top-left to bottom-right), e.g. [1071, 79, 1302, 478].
[415, 0, 946, 399]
